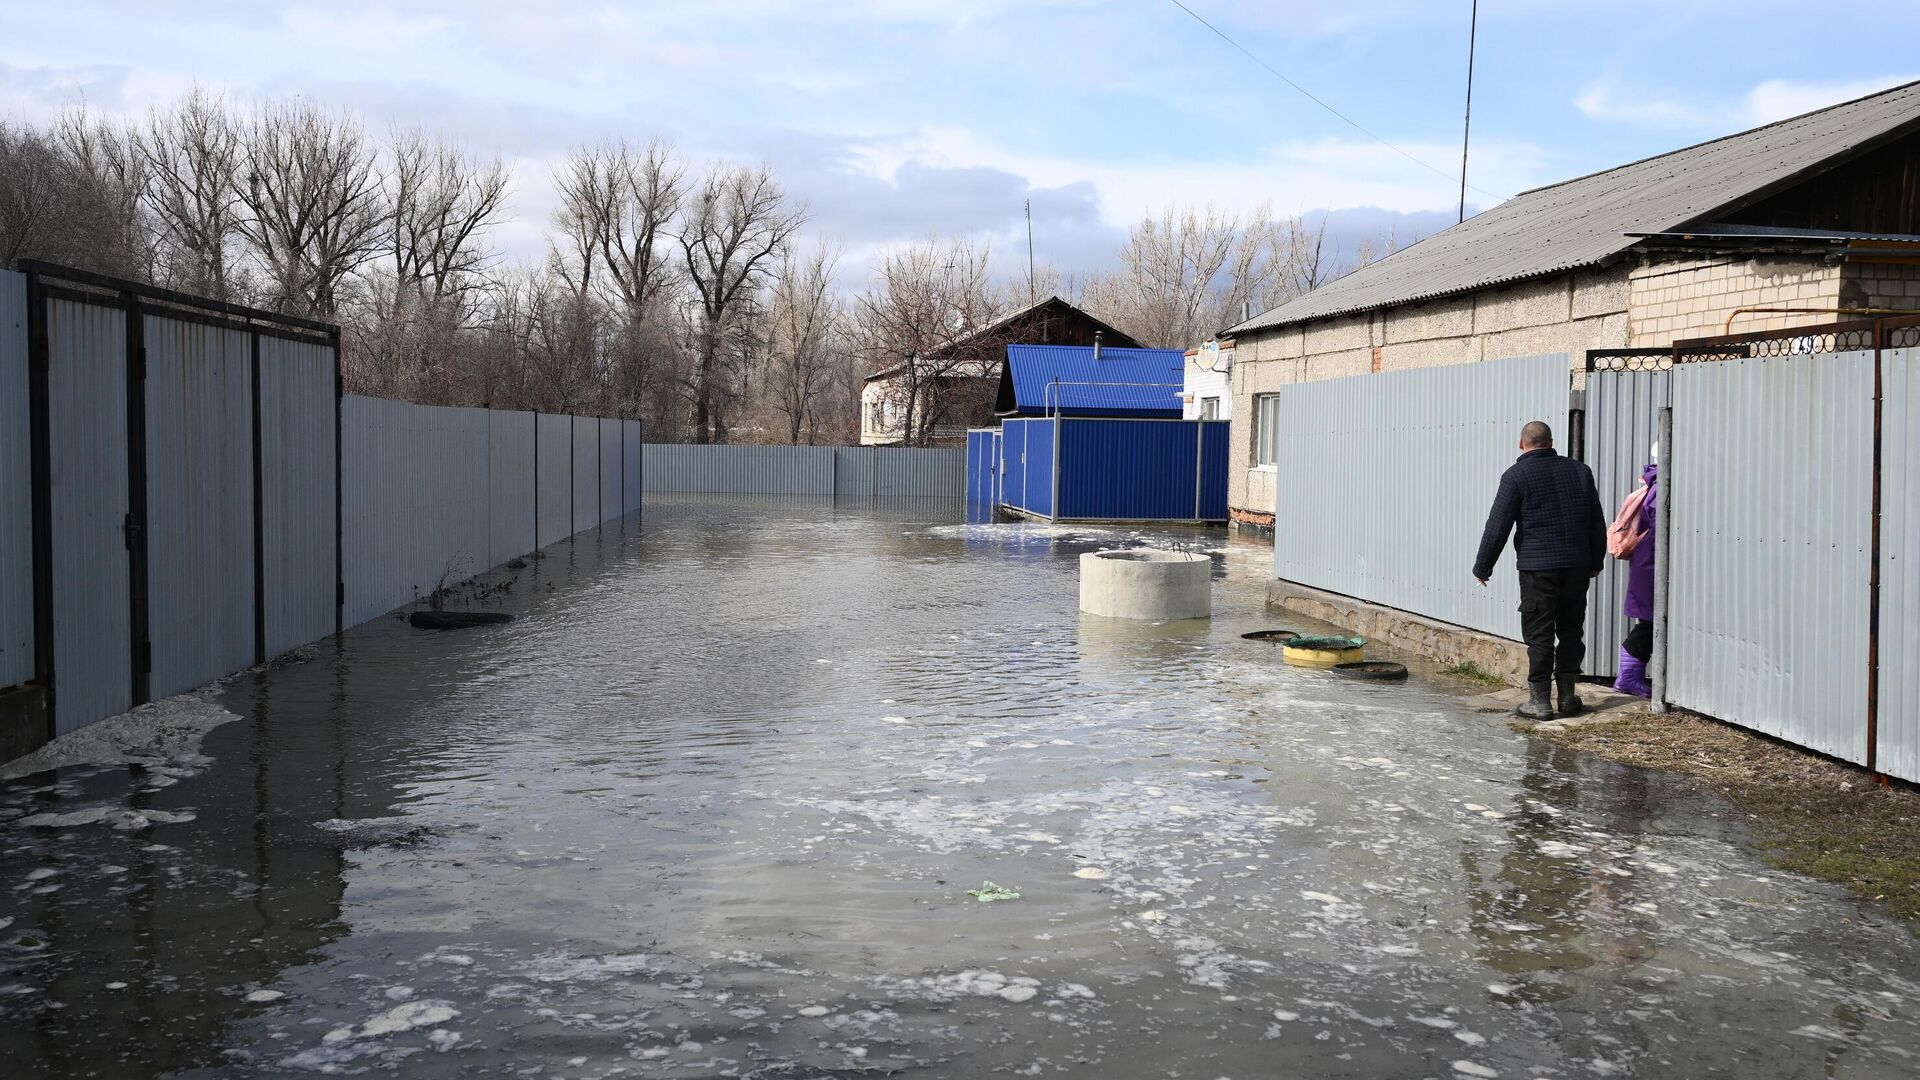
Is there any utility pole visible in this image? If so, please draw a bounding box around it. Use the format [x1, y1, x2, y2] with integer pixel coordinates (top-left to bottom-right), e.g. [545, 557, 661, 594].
[1025, 198, 1036, 303]
[1458, 0, 1478, 224]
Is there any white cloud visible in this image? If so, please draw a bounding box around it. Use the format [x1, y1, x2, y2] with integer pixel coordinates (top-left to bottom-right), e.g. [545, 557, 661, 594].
[1741, 75, 1920, 124]
[1575, 73, 1919, 131]
[846, 126, 1545, 223]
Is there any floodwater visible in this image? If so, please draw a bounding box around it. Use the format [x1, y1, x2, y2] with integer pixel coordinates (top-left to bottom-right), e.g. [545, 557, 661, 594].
[4, 496, 1918, 1079]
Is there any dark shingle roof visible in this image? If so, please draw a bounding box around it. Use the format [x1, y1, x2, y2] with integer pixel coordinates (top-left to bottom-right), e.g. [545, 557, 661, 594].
[1226, 79, 1920, 336]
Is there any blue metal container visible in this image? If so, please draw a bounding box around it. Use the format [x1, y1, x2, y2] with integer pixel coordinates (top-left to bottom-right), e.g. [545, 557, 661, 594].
[985, 417, 1227, 523]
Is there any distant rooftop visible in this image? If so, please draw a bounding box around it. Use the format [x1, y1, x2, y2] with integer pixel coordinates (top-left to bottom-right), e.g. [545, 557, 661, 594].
[1227, 79, 1920, 336]
[863, 295, 1140, 383]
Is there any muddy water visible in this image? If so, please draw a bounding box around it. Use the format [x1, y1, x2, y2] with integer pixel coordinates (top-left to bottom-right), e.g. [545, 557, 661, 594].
[3, 496, 1917, 1079]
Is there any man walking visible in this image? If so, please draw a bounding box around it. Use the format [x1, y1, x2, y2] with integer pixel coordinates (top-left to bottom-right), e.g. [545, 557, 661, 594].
[1472, 420, 1607, 720]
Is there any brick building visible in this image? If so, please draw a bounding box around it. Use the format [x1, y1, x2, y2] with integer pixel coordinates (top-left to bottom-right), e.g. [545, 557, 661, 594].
[1222, 80, 1920, 535]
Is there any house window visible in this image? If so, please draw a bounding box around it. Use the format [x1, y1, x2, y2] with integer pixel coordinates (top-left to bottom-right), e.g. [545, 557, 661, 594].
[869, 400, 885, 431]
[1200, 397, 1220, 421]
[1252, 393, 1281, 466]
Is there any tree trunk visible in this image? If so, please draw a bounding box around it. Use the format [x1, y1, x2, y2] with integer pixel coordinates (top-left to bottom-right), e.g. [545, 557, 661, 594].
[694, 318, 717, 444]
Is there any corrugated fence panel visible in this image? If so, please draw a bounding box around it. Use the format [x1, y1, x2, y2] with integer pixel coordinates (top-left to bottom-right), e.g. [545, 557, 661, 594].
[1024, 421, 1056, 518]
[1059, 419, 1199, 520]
[488, 410, 536, 566]
[642, 445, 835, 495]
[1272, 353, 1571, 640]
[259, 336, 338, 658]
[571, 416, 597, 532]
[1877, 348, 1919, 781]
[0, 271, 30, 687]
[1667, 352, 1873, 763]
[1003, 421, 1028, 510]
[966, 432, 994, 505]
[48, 297, 132, 733]
[143, 315, 254, 699]
[878, 447, 965, 498]
[1200, 421, 1230, 520]
[833, 447, 875, 497]
[536, 413, 572, 547]
[598, 418, 622, 523]
[342, 396, 397, 626]
[1583, 368, 1673, 677]
[343, 399, 491, 626]
[622, 421, 642, 513]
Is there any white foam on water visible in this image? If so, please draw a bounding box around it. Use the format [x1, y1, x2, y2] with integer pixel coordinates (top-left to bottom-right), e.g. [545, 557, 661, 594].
[1, 688, 241, 783]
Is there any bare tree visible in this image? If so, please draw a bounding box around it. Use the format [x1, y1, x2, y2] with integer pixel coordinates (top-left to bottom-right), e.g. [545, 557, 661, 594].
[49, 106, 152, 279]
[551, 139, 684, 415]
[1277, 211, 1337, 297]
[764, 241, 841, 444]
[0, 122, 66, 269]
[387, 128, 509, 303]
[238, 101, 386, 315]
[138, 86, 243, 300]
[677, 162, 805, 444]
[1082, 204, 1280, 347]
[854, 237, 1000, 447]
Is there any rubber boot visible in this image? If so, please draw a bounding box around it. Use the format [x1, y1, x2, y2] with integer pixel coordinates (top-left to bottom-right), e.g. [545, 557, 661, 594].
[1515, 682, 1555, 721]
[1556, 675, 1586, 717]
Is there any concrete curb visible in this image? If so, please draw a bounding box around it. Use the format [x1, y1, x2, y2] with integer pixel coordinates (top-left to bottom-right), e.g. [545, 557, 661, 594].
[1267, 579, 1529, 686]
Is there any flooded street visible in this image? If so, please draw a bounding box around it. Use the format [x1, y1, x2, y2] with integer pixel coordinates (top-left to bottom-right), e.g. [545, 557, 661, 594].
[4, 497, 1919, 1079]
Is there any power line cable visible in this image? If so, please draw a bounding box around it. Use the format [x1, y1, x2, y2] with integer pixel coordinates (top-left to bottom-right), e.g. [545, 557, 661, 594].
[1166, 0, 1504, 202]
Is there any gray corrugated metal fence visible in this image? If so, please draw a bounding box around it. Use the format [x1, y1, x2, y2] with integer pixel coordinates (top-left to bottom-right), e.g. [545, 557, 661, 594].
[1, 265, 648, 752]
[487, 410, 537, 567]
[1875, 348, 1918, 780]
[571, 416, 598, 533]
[0, 273, 29, 688]
[259, 336, 338, 658]
[1271, 353, 1572, 640]
[1582, 368, 1672, 676]
[535, 413, 572, 547]
[622, 421, 642, 510]
[1666, 352, 1874, 764]
[143, 315, 255, 700]
[341, 397, 491, 627]
[644, 444, 963, 498]
[47, 296, 133, 733]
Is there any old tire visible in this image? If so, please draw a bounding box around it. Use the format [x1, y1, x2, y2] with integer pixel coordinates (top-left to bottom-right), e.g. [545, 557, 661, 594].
[1330, 661, 1409, 681]
[409, 610, 513, 630]
[1240, 629, 1301, 643]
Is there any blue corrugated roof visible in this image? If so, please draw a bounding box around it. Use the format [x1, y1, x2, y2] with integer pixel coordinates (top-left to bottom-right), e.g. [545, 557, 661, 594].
[998, 345, 1186, 417]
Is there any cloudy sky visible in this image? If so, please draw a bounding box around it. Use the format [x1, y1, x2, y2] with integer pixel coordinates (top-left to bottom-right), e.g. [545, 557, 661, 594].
[4, 0, 1916, 284]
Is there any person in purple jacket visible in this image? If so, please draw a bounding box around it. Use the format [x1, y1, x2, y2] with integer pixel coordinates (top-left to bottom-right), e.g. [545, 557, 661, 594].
[1615, 445, 1659, 697]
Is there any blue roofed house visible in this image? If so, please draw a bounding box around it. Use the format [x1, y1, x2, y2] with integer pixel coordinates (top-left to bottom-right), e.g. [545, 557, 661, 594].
[995, 342, 1188, 418]
[972, 340, 1230, 523]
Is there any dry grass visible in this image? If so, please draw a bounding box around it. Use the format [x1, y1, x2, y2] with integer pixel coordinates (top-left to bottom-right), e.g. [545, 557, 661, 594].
[1534, 709, 1920, 928]
[1440, 661, 1507, 687]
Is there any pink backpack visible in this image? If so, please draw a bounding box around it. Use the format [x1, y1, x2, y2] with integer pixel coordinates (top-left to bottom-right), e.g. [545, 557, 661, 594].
[1607, 485, 1650, 560]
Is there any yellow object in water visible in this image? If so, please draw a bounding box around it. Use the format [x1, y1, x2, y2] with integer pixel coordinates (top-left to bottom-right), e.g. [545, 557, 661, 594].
[1281, 636, 1367, 668]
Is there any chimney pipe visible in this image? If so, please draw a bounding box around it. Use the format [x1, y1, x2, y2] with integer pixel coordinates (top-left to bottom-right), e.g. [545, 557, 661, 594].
[1092, 331, 1103, 362]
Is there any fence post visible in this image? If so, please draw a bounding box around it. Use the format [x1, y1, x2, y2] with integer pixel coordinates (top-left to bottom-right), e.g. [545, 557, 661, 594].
[1650, 405, 1673, 714]
[24, 270, 54, 738]
[123, 290, 151, 706]
[250, 331, 265, 665]
[1867, 320, 1885, 774]
[332, 327, 344, 637]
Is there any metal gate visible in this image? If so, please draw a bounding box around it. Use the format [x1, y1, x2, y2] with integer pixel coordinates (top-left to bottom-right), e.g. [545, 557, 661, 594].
[19, 263, 340, 739]
[1581, 353, 1673, 677]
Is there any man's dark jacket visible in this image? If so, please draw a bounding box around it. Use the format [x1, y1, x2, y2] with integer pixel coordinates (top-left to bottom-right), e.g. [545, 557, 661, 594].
[1472, 447, 1607, 580]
